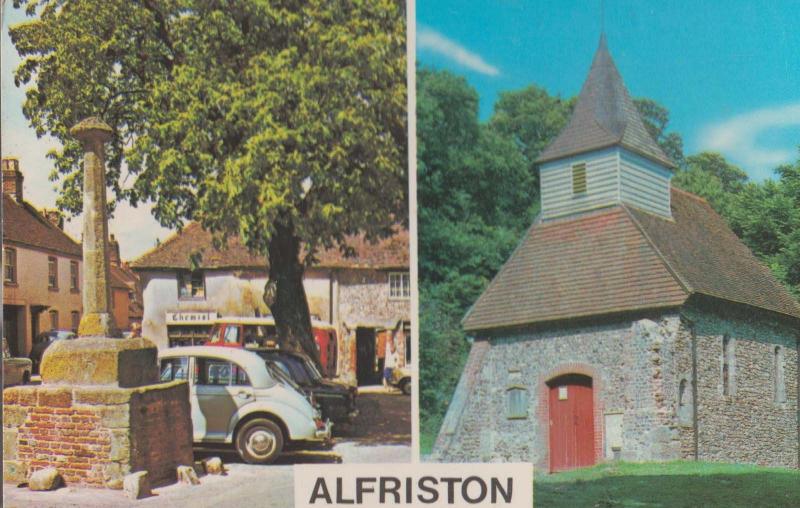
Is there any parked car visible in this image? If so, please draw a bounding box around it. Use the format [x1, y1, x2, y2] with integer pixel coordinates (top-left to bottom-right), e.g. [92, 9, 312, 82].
[390, 363, 413, 395]
[158, 346, 331, 464]
[255, 347, 358, 424]
[3, 338, 32, 387]
[204, 317, 339, 377]
[29, 329, 77, 374]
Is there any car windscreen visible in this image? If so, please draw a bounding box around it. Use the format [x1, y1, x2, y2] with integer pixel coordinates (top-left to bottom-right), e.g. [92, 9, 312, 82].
[266, 361, 302, 390]
[274, 355, 312, 385]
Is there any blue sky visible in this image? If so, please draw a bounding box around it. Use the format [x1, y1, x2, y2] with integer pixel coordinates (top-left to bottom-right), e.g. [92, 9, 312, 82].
[417, 0, 800, 181]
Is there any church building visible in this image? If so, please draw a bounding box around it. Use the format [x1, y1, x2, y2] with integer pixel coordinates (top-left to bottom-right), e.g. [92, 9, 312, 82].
[432, 36, 800, 471]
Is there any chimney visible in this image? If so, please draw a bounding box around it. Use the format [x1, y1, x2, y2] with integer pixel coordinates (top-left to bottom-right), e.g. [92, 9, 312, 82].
[2, 157, 24, 202]
[109, 234, 121, 266]
[44, 209, 64, 230]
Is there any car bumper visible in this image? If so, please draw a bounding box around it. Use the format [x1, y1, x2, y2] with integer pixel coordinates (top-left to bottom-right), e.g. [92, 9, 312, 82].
[313, 419, 333, 441]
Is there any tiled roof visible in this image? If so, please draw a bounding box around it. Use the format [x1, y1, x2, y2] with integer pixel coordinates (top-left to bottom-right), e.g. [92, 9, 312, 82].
[628, 189, 800, 320]
[2, 198, 82, 258]
[463, 189, 800, 332]
[130, 222, 409, 270]
[536, 35, 675, 168]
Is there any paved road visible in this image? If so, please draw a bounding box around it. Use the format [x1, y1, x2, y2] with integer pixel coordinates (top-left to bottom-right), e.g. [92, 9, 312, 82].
[3, 391, 411, 508]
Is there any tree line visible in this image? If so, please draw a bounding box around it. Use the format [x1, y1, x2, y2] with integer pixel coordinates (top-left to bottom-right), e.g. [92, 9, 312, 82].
[418, 67, 800, 451]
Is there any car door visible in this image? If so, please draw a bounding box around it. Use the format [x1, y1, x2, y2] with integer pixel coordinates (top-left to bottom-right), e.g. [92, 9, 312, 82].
[193, 356, 254, 441]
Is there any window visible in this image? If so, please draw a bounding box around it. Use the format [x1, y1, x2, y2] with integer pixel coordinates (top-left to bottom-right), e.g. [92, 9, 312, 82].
[71, 311, 80, 332]
[572, 163, 587, 195]
[49, 310, 59, 330]
[722, 335, 734, 397]
[506, 386, 528, 419]
[178, 271, 205, 299]
[774, 346, 786, 403]
[223, 325, 240, 344]
[677, 378, 692, 425]
[160, 357, 189, 382]
[389, 272, 410, 299]
[70, 261, 79, 291]
[195, 358, 250, 386]
[3, 247, 17, 283]
[48, 256, 59, 289]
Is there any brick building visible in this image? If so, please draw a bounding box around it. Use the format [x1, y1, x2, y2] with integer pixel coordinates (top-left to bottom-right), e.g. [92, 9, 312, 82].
[433, 37, 800, 471]
[129, 223, 410, 385]
[2, 157, 83, 356]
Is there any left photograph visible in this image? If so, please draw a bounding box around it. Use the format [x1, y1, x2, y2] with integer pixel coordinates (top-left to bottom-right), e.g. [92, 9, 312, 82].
[2, 0, 410, 504]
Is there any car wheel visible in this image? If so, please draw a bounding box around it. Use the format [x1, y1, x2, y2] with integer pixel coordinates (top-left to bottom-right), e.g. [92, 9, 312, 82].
[401, 379, 411, 396]
[235, 418, 284, 464]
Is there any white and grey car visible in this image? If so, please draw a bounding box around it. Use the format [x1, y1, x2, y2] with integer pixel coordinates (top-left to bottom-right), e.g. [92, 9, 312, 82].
[159, 346, 332, 464]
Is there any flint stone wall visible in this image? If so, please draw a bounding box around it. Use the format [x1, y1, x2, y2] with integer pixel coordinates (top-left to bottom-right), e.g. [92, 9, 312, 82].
[433, 306, 799, 470]
[3, 381, 193, 488]
[686, 306, 799, 468]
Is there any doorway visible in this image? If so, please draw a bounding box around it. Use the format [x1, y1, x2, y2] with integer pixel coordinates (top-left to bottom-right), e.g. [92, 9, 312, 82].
[355, 327, 378, 386]
[548, 373, 595, 472]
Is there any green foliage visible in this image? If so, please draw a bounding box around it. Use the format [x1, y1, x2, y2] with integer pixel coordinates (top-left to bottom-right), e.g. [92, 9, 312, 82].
[9, 0, 407, 257]
[674, 149, 800, 297]
[418, 68, 570, 445]
[536, 461, 800, 507]
[634, 97, 685, 167]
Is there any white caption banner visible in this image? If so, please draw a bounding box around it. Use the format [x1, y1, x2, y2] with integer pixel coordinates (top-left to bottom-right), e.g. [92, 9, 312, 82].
[294, 463, 533, 508]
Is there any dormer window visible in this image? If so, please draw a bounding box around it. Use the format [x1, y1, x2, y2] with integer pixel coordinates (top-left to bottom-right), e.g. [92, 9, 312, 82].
[572, 163, 587, 195]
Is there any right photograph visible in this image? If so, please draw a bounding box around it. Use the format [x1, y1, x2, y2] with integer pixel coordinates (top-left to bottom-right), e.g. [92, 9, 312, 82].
[417, 1, 800, 504]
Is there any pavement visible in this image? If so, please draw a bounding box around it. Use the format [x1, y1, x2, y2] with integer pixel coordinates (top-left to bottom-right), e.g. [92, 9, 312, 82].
[3, 391, 411, 508]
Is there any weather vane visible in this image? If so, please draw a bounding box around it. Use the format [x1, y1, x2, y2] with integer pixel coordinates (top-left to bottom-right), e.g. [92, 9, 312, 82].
[601, 0, 606, 34]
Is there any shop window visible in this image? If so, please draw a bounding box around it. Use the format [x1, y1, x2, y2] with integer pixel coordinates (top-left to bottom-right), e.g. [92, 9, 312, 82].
[506, 385, 528, 419]
[49, 310, 59, 330]
[48, 256, 58, 289]
[70, 261, 79, 291]
[3, 247, 17, 283]
[178, 270, 205, 299]
[389, 272, 410, 299]
[774, 346, 786, 403]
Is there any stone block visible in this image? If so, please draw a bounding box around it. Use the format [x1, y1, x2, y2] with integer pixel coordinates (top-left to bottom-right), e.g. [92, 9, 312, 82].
[29, 467, 63, 491]
[109, 429, 132, 461]
[177, 465, 200, 485]
[123, 471, 151, 500]
[3, 405, 28, 428]
[103, 462, 127, 489]
[4, 428, 18, 460]
[202, 457, 224, 475]
[37, 386, 73, 408]
[4, 460, 28, 484]
[40, 337, 159, 388]
[97, 405, 131, 429]
[74, 387, 133, 405]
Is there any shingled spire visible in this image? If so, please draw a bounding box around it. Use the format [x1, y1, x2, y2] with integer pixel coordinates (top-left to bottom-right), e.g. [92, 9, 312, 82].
[536, 35, 674, 168]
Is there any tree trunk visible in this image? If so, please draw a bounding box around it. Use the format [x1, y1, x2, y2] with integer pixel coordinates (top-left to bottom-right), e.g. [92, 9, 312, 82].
[266, 221, 321, 369]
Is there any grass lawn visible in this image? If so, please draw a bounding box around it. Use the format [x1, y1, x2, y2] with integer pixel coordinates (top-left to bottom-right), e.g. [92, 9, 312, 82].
[535, 461, 800, 507]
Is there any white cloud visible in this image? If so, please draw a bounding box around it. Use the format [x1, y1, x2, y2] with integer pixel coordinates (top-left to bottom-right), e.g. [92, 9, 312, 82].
[699, 103, 800, 169]
[417, 26, 500, 76]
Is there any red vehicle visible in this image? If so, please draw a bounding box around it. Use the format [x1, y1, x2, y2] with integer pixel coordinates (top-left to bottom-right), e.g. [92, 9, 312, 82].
[206, 317, 338, 378]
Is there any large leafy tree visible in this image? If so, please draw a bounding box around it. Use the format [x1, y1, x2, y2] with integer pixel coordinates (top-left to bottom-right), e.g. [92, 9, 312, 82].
[9, 0, 407, 362]
[634, 97, 686, 167]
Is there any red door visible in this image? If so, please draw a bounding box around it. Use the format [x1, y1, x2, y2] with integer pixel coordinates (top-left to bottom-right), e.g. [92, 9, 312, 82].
[548, 374, 595, 472]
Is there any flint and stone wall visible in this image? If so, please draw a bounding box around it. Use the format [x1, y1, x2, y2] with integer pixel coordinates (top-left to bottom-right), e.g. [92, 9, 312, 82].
[433, 307, 799, 470]
[3, 381, 193, 488]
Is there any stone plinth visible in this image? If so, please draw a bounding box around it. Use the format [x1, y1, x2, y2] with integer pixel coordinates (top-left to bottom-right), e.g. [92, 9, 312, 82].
[3, 338, 194, 489]
[3, 381, 193, 488]
[40, 337, 159, 388]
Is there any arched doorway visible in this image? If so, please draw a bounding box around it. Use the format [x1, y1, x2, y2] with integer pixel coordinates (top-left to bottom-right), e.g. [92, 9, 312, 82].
[547, 373, 595, 472]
